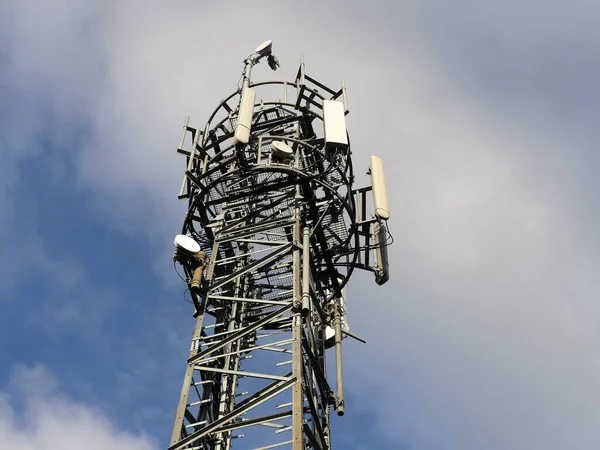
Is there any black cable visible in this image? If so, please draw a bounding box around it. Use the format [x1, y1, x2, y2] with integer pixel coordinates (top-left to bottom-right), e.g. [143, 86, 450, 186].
[183, 287, 193, 304]
[173, 260, 187, 283]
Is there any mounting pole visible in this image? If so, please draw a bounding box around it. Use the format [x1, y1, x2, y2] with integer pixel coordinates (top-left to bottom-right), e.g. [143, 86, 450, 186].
[242, 57, 253, 92]
[333, 300, 345, 416]
[292, 192, 304, 449]
[301, 227, 311, 317]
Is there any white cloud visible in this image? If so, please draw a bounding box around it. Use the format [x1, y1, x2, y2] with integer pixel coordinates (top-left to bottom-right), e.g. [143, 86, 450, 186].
[0, 364, 157, 450]
[343, 66, 600, 447]
[2, 1, 600, 449]
[0, 0, 104, 299]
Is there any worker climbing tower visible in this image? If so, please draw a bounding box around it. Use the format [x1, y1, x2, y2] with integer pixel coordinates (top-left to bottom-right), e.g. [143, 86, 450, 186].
[168, 41, 392, 450]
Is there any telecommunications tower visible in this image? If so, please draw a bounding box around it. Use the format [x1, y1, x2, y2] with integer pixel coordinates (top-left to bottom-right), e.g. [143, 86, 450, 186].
[169, 41, 392, 450]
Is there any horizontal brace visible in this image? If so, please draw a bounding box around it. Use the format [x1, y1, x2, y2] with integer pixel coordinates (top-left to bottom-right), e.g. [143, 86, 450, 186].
[208, 294, 292, 307]
[304, 74, 338, 96]
[188, 399, 211, 407]
[331, 87, 344, 101]
[193, 365, 291, 382]
[356, 218, 378, 227]
[216, 410, 293, 434]
[254, 440, 293, 450]
[259, 346, 292, 354]
[235, 239, 291, 246]
[352, 185, 373, 194]
[200, 339, 294, 364]
[184, 420, 207, 429]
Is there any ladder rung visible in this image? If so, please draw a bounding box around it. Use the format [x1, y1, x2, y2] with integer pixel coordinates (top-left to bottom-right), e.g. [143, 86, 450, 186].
[253, 440, 293, 450]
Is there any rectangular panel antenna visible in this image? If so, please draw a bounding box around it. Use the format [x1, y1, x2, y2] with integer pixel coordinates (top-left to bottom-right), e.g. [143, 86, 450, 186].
[323, 100, 349, 150]
[234, 87, 256, 145]
[373, 221, 390, 285]
[370, 155, 390, 220]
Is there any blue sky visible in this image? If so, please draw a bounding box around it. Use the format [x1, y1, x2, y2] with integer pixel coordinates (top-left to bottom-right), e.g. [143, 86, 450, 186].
[2, 1, 600, 449]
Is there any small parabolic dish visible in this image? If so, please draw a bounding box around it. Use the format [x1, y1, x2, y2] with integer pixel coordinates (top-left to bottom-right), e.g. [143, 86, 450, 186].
[174, 234, 201, 255]
[271, 140, 294, 161]
[255, 40, 273, 56]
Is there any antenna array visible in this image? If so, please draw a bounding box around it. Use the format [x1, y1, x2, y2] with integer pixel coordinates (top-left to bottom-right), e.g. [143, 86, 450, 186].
[168, 43, 392, 450]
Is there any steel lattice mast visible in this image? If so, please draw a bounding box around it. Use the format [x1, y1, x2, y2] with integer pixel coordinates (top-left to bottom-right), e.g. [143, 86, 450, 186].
[168, 42, 392, 450]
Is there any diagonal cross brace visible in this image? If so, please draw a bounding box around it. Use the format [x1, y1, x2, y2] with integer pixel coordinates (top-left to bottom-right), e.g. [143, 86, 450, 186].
[168, 375, 296, 450]
[209, 242, 293, 292]
[217, 217, 296, 243]
[188, 303, 293, 365]
[216, 409, 293, 434]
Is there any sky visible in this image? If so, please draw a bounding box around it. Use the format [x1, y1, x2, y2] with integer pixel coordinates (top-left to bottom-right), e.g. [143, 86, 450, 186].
[1, 1, 600, 449]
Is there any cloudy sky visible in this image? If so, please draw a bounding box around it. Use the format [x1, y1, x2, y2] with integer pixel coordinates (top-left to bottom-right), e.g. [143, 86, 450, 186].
[2, 1, 600, 449]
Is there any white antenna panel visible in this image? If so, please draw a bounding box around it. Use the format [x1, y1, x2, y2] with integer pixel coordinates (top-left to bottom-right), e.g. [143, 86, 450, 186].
[369, 155, 390, 220]
[323, 100, 348, 150]
[373, 222, 390, 285]
[234, 87, 256, 145]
